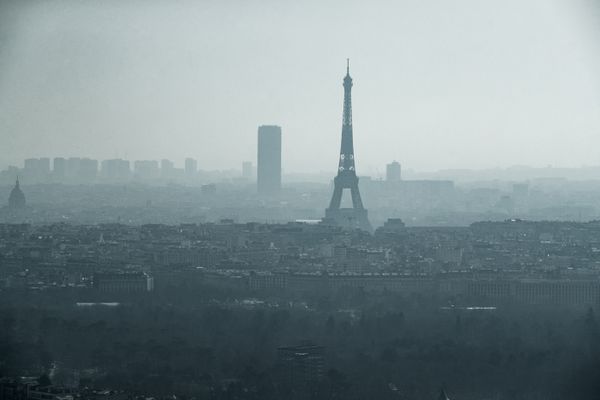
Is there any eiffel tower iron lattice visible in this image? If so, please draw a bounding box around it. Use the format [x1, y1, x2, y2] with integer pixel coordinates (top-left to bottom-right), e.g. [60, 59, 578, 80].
[324, 60, 372, 232]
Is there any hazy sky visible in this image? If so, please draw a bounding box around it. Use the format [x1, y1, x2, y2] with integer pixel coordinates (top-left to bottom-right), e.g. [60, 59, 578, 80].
[1, 0, 600, 174]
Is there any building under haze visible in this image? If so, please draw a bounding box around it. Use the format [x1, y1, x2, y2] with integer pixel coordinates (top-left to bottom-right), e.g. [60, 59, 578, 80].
[161, 159, 174, 178]
[53, 157, 67, 179]
[134, 160, 160, 180]
[24, 158, 50, 174]
[66, 158, 81, 179]
[78, 158, 98, 181]
[257, 125, 282, 195]
[101, 159, 130, 181]
[93, 271, 154, 293]
[8, 178, 26, 210]
[386, 161, 401, 182]
[277, 344, 325, 390]
[23, 158, 50, 182]
[185, 158, 197, 177]
[242, 161, 253, 180]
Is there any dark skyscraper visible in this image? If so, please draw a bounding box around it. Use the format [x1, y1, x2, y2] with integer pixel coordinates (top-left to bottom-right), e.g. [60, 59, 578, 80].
[257, 125, 282, 195]
[325, 61, 372, 232]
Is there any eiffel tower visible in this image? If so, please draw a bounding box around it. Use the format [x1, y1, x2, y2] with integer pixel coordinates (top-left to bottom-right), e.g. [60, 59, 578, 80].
[325, 60, 372, 232]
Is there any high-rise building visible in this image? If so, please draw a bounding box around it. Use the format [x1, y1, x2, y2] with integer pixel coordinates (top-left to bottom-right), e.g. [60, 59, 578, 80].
[257, 125, 282, 195]
[53, 158, 67, 178]
[23, 158, 50, 182]
[101, 159, 130, 181]
[66, 158, 81, 178]
[161, 159, 174, 178]
[78, 158, 98, 181]
[242, 161, 253, 180]
[386, 161, 401, 182]
[185, 158, 198, 177]
[23, 158, 38, 172]
[325, 60, 372, 232]
[39, 158, 51, 174]
[161, 159, 173, 170]
[134, 160, 160, 180]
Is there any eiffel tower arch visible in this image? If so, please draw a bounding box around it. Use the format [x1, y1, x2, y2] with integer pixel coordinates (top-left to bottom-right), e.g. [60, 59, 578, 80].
[324, 60, 372, 232]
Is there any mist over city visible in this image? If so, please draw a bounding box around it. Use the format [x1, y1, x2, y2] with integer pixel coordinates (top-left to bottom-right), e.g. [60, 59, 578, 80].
[2, 1, 600, 399]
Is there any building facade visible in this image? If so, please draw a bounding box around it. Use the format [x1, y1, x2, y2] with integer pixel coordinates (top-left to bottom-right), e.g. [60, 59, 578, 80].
[257, 125, 282, 195]
[386, 161, 401, 182]
[185, 158, 198, 176]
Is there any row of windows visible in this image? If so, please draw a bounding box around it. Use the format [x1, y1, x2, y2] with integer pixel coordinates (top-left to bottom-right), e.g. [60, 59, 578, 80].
[248, 276, 600, 304]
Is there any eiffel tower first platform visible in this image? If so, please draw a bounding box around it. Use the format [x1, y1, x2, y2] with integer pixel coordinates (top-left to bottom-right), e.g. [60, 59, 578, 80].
[324, 60, 372, 233]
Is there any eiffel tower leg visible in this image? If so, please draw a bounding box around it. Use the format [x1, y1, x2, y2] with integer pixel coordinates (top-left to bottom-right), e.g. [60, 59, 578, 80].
[329, 183, 343, 209]
[350, 185, 364, 210]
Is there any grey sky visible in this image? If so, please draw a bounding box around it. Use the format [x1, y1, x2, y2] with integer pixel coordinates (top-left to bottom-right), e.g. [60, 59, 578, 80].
[1, 0, 600, 174]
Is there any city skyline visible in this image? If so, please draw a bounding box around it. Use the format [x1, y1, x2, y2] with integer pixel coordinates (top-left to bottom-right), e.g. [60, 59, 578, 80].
[3, 2, 600, 398]
[12, 154, 600, 182]
[2, 1, 600, 173]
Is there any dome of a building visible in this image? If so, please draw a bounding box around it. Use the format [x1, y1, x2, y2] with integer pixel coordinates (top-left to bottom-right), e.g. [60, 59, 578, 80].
[8, 178, 26, 209]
